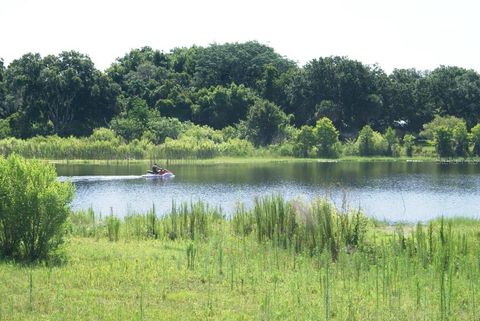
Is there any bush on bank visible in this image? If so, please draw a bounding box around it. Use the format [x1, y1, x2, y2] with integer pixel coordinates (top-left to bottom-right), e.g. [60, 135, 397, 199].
[0, 154, 74, 261]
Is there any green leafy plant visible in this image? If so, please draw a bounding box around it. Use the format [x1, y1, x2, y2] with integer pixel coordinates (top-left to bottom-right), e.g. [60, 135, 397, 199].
[0, 154, 74, 261]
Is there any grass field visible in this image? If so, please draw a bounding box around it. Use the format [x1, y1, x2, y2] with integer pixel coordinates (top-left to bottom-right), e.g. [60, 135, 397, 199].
[1, 197, 479, 321]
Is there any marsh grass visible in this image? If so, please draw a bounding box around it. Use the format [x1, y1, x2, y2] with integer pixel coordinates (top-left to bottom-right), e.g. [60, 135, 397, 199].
[233, 195, 368, 259]
[2, 196, 480, 320]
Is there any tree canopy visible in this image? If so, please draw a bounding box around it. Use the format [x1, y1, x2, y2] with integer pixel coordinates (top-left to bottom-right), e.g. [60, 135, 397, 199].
[2, 42, 480, 143]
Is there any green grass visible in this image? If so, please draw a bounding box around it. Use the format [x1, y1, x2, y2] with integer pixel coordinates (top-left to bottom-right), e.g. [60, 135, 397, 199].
[2, 198, 480, 320]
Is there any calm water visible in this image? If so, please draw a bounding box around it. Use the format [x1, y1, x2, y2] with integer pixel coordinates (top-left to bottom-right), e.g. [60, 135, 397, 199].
[57, 161, 480, 222]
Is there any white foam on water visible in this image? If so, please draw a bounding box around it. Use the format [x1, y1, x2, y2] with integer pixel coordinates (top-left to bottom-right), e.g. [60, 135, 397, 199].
[58, 176, 142, 183]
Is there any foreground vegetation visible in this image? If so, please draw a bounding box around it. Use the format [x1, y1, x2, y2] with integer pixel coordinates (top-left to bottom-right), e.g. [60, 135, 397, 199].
[2, 195, 480, 320]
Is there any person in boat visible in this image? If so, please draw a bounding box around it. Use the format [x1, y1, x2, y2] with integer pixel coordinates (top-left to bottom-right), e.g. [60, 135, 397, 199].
[151, 163, 160, 174]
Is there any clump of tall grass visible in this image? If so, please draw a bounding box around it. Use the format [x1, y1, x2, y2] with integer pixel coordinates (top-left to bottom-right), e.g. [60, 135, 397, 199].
[124, 206, 160, 240]
[106, 211, 121, 242]
[160, 201, 224, 240]
[232, 195, 368, 259]
[68, 208, 98, 238]
[70, 200, 224, 241]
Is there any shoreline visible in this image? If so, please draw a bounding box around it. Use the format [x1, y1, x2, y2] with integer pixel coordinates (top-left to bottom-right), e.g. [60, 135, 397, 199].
[43, 156, 480, 165]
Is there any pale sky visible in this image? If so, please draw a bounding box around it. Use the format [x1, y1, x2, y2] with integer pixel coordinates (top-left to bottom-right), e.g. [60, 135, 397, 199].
[1, 0, 479, 73]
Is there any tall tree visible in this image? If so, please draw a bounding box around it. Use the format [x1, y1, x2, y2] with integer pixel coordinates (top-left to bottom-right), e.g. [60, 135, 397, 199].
[387, 68, 423, 132]
[420, 66, 480, 127]
[192, 41, 296, 90]
[243, 99, 290, 146]
[5, 51, 119, 137]
[286, 56, 383, 131]
[192, 83, 258, 128]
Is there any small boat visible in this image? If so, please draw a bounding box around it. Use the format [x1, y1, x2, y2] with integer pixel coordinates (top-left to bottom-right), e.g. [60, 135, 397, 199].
[142, 169, 175, 179]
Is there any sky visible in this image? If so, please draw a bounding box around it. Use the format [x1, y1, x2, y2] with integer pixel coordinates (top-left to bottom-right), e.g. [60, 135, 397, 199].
[1, 0, 479, 73]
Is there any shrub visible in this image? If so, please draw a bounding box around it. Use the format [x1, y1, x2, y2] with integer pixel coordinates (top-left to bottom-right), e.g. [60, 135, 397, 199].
[146, 117, 190, 144]
[357, 125, 387, 156]
[342, 139, 359, 156]
[269, 142, 295, 157]
[90, 128, 120, 143]
[471, 124, 480, 156]
[218, 139, 255, 157]
[0, 155, 74, 261]
[293, 125, 315, 157]
[314, 117, 340, 158]
[384, 127, 399, 156]
[161, 136, 219, 159]
[434, 126, 454, 157]
[453, 123, 469, 157]
[357, 125, 375, 156]
[403, 134, 416, 157]
[420, 115, 465, 140]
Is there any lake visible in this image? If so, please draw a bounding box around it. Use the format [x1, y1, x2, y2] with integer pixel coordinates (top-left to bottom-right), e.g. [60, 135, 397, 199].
[57, 160, 480, 222]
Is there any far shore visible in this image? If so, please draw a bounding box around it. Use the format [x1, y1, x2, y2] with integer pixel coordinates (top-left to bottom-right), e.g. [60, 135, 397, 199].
[43, 156, 480, 165]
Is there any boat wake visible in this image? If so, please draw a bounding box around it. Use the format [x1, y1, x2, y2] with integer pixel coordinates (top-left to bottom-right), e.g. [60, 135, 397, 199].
[58, 175, 142, 183]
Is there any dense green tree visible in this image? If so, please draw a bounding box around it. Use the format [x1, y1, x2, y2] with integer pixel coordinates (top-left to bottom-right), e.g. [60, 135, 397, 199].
[154, 80, 194, 121]
[422, 66, 480, 127]
[192, 41, 296, 90]
[108, 47, 196, 121]
[192, 84, 258, 129]
[256, 63, 294, 106]
[3, 53, 45, 136]
[314, 100, 342, 126]
[170, 47, 199, 74]
[387, 69, 423, 131]
[107, 47, 170, 86]
[287, 57, 383, 130]
[110, 97, 189, 144]
[434, 126, 454, 157]
[121, 62, 169, 106]
[243, 100, 290, 146]
[5, 52, 119, 137]
[314, 117, 340, 158]
[110, 97, 158, 141]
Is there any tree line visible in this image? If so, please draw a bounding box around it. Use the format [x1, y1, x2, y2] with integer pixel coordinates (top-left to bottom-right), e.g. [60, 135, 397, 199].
[1, 41, 480, 147]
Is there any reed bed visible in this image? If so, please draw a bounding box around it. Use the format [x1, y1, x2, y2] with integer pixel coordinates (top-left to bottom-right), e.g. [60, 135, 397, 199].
[69, 201, 225, 242]
[0, 136, 260, 160]
[1, 196, 479, 321]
